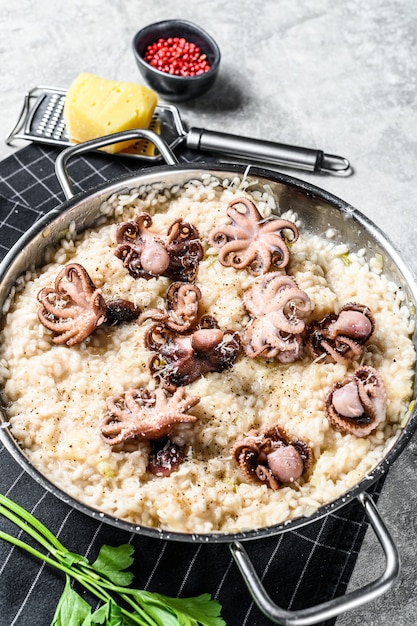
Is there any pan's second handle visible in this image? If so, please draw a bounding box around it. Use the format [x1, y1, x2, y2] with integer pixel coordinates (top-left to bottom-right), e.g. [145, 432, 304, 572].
[186, 127, 350, 174]
[229, 492, 399, 626]
[55, 129, 179, 199]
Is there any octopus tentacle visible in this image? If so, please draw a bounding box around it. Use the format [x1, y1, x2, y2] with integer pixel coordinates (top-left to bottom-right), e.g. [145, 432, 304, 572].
[217, 238, 255, 266]
[208, 197, 298, 275]
[257, 219, 299, 241]
[100, 387, 200, 446]
[325, 366, 387, 437]
[228, 197, 263, 232]
[37, 263, 107, 346]
[138, 282, 201, 332]
[145, 322, 240, 391]
[306, 303, 375, 365]
[232, 425, 313, 490]
[115, 212, 203, 281]
[242, 272, 311, 362]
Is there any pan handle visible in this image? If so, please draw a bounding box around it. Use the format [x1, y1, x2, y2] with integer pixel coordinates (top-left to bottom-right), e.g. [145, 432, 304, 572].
[55, 129, 179, 199]
[229, 492, 399, 626]
[186, 127, 351, 175]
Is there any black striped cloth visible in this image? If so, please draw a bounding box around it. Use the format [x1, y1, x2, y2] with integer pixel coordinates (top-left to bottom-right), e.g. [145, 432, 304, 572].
[0, 143, 382, 626]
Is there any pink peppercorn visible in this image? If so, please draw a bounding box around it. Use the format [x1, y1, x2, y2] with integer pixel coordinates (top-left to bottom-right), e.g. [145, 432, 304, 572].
[144, 36, 211, 76]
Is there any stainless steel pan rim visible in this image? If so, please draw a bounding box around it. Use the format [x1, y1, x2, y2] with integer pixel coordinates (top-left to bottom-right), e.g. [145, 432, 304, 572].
[1, 158, 416, 542]
[1, 131, 416, 624]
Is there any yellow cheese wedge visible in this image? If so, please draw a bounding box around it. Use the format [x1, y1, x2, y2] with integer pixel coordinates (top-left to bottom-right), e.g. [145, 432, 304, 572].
[63, 72, 158, 154]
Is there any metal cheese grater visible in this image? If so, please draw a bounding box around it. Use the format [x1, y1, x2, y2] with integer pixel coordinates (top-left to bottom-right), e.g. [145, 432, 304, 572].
[6, 86, 351, 174]
[6, 86, 184, 160]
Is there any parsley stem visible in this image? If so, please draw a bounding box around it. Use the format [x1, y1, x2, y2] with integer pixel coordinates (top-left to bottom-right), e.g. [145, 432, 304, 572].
[0, 494, 65, 552]
[0, 527, 79, 577]
[0, 526, 156, 625]
[0, 499, 159, 626]
[0, 504, 58, 558]
[71, 564, 159, 626]
[0, 495, 224, 626]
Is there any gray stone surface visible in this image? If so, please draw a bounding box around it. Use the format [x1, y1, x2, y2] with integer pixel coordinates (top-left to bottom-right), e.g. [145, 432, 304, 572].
[1, 1, 417, 624]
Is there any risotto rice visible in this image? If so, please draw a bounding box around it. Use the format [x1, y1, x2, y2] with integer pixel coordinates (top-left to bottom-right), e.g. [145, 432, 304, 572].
[0, 173, 415, 533]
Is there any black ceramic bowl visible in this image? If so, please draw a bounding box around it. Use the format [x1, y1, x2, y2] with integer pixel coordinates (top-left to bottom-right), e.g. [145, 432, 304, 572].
[132, 19, 221, 102]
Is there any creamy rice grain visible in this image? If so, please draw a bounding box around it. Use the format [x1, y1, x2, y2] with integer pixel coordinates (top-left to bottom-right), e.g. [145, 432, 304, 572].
[0, 175, 415, 534]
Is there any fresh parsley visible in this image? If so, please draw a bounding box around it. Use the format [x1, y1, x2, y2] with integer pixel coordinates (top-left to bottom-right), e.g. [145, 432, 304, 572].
[0, 494, 225, 626]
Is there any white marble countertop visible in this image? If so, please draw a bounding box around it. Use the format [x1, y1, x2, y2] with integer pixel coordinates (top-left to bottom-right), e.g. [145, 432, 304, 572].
[1, 1, 417, 624]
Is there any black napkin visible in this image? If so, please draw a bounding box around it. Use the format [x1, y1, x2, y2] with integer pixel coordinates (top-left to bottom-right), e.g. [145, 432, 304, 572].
[0, 143, 383, 626]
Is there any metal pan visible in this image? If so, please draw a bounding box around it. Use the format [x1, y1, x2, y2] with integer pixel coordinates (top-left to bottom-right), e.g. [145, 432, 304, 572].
[1, 129, 416, 625]
[6, 86, 351, 174]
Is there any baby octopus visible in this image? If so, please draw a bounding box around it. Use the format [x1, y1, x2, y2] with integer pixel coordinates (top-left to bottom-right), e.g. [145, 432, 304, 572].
[325, 365, 387, 437]
[208, 197, 298, 275]
[114, 212, 203, 282]
[37, 263, 140, 346]
[242, 272, 311, 362]
[145, 315, 241, 391]
[100, 386, 200, 446]
[138, 281, 201, 332]
[306, 303, 375, 365]
[37, 263, 107, 346]
[138, 280, 240, 389]
[232, 424, 313, 490]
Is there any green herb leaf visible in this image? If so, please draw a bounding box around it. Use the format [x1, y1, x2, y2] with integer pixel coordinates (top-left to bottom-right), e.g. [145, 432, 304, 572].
[134, 591, 226, 626]
[92, 544, 135, 586]
[0, 495, 226, 626]
[51, 577, 92, 625]
[91, 600, 126, 625]
[130, 594, 179, 626]
[337, 252, 352, 266]
[89, 602, 109, 625]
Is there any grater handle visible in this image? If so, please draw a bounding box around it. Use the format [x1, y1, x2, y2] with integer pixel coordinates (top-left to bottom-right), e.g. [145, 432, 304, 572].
[186, 127, 350, 174]
[5, 91, 32, 145]
[55, 129, 178, 199]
